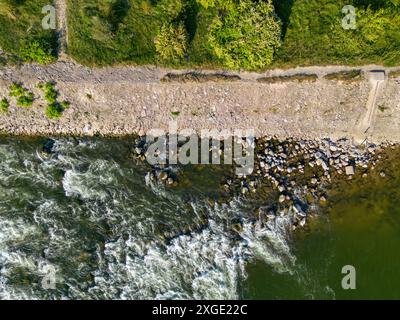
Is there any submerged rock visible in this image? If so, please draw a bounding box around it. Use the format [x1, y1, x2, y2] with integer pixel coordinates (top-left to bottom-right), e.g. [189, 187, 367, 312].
[43, 139, 56, 154]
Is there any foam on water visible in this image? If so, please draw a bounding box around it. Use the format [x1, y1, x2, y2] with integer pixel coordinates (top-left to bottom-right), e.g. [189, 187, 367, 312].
[0, 138, 297, 300]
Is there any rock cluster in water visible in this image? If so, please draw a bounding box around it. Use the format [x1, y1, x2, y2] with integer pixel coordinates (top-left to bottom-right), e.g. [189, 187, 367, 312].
[130, 135, 396, 231]
[130, 138, 179, 186]
[225, 137, 396, 230]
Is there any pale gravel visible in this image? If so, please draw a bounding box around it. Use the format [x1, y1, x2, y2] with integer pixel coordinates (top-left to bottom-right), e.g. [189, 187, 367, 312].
[0, 61, 399, 142]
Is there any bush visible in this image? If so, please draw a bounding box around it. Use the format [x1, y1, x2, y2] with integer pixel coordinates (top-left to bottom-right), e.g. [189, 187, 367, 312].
[154, 23, 188, 63]
[20, 39, 56, 64]
[38, 81, 58, 103]
[9, 82, 35, 107]
[207, 0, 282, 70]
[45, 103, 63, 119]
[1, 98, 9, 113]
[16, 93, 34, 107]
[9, 83, 27, 97]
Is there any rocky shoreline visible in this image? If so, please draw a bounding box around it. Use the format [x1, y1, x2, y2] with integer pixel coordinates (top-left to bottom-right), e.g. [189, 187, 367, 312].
[129, 135, 397, 234]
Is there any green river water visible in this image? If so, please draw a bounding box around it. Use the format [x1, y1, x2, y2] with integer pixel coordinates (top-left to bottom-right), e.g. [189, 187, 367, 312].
[0, 137, 399, 300]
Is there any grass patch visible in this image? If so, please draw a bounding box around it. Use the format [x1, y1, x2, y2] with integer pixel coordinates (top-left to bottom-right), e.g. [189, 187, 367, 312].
[0, 0, 57, 64]
[67, 0, 177, 66]
[161, 72, 241, 83]
[257, 73, 318, 83]
[272, 0, 400, 68]
[324, 70, 363, 82]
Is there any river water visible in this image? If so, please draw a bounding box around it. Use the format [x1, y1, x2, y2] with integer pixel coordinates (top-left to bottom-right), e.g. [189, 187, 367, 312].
[0, 137, 399, 299]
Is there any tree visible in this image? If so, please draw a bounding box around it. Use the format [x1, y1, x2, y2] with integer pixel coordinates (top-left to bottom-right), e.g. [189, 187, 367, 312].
[206, 0, 282, 70]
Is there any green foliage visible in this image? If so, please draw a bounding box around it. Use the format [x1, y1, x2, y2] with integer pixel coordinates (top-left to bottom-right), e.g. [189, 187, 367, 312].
[68, 0, 187, 66]
[38, 81, 58, 103]
[0, 98, 9, 113]
[38, 81, 69, 119]
[20, 39, 56, 64]
[273, 0, 400, 67]
[16, 93, 34, 107]
[154, 23, 188, 63]
[9, 83, 27, 97]
[207, 0, 282, 70]
[45, 103, 63, 119]
[9, 82, 35, 107]
[196, 0, 216, 9]
[0, 0, 57, 64]
[68, 0, 283, 70]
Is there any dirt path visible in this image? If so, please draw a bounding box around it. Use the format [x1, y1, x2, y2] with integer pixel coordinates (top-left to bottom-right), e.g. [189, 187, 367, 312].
[0, 61, 399, 142]
[54, 0, 68, 59]
[355, 78, 384, 143]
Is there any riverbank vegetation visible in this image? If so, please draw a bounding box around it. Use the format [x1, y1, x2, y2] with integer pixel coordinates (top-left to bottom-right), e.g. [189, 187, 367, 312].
[9, 83, 34, 107]
[2, 81, 69, 119]
[1, 0, 400, 70]
[272, 0, 400, 68]
[67, 0, 400, 70]
[67, 0, 282, 70]
[0, 0, 57, 64]
[38, 81, 70, 119]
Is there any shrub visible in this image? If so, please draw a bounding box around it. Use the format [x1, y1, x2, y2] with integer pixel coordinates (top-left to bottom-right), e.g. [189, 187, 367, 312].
[207, 0, 282, 70]
[154, 23, 188, 63]
[1, 98, 9, 113]
[45, 103, 63, 119]
[38, 81, 58, 103]
[9, 82, 27, 97]
[9, 82, 35, 107]
[20, 39, 56, 64]
[16, 92, 34, 107]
